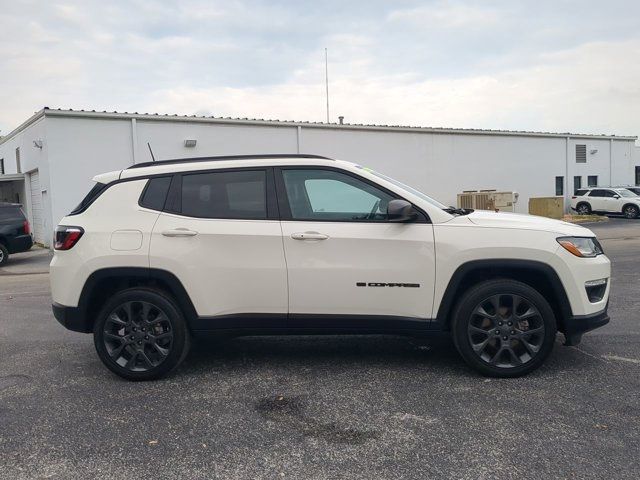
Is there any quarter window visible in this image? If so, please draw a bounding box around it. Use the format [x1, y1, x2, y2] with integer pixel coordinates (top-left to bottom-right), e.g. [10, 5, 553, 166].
[181, 170, 266, 219]
[140, 176, 172, 211]
[281, 169, 396, 221]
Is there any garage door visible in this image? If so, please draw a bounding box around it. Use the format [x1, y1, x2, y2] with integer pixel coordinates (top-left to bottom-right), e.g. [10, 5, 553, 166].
[29, 170, 44, 244]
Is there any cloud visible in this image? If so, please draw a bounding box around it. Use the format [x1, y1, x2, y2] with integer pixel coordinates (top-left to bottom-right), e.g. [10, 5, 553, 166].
[0, 0, 638, 143]
[388, 2, 502, 29]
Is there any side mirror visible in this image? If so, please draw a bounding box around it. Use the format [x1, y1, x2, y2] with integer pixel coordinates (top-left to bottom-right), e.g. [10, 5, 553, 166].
[387, 199, 418, 222]
[613, 195, 620, 199]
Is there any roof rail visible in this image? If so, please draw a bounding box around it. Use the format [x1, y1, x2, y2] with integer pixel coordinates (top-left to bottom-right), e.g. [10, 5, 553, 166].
[128, 153, 333, 169]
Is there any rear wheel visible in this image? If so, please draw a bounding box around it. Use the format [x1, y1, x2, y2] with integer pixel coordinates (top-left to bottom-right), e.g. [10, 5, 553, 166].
[0, 244, 8, 266]
[623, 204, 639, 219]
[576, 203, 591, 215]
[93, 288, 190, 381]
[452, 279, 557, 377]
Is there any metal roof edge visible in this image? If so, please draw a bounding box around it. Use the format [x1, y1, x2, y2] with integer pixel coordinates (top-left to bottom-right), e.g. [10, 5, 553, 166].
[0, 109, 46, 146]
[2, 107, 637, 142]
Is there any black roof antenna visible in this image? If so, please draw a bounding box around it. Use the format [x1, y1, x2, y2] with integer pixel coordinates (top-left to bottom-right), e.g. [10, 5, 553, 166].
[147, 142, 156, 162]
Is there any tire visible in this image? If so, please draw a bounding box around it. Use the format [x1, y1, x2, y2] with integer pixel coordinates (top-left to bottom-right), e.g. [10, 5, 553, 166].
[93, 288, 191, 381]
[0, 243, 8, 266]
[576, 203, 591, 215]
[451, 279, 557, 378]
[623, 204, 639, 219]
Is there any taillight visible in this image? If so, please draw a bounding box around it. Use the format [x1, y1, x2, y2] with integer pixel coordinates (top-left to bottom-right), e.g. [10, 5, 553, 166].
[54, 226, 84, 250]
[23, 220, 30, 234]
[571, 196, 577, 199]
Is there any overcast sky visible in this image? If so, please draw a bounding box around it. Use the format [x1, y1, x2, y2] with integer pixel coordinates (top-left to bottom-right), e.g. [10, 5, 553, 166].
[1, 0, 639, 139]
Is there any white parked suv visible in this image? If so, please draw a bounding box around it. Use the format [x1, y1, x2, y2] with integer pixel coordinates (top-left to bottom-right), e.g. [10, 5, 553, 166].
[51, 154, 611, 380]
[571, 187, 640, 218]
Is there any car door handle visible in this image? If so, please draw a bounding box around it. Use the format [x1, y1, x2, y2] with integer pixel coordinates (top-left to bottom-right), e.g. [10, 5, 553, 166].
[291, 231, 329, 240]
[161, 228, 198, 237]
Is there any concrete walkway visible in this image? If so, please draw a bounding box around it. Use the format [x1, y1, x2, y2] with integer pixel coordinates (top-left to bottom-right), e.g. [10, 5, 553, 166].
[0, 246, 52, 275]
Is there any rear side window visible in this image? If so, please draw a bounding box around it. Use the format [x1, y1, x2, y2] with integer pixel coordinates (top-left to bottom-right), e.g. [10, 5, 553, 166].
[181, 170, 266, 219]
[0, 206, 24, 222]
[575, 189, 588, 196]
[69, 182, 108, 215]
[139, 177, 172, 211]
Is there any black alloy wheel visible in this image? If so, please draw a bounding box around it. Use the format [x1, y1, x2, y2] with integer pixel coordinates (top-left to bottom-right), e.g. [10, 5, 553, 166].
[452, 279, 557, 377]
[94, 288, 190, 380]
[467, 294, 545, 368]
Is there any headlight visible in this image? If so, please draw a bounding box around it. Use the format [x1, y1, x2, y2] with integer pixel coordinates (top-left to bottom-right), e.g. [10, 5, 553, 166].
[557, 236, 604, 258]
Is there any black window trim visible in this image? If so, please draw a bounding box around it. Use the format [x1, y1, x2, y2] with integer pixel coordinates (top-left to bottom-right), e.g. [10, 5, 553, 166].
[161, 166, 278, 221]
[137, 175, 174, 212]
[273, 165, 431, 224]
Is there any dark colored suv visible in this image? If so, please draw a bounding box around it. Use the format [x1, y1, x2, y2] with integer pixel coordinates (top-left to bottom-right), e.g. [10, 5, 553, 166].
[0, 203, 33, 265]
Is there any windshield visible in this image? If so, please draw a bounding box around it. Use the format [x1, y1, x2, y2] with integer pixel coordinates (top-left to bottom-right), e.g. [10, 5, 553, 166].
[615, 188, 637, 198]
[355, 166, 450, 210]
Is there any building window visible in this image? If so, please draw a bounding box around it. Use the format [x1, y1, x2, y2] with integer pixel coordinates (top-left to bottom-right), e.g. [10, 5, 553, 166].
[15, 147, 21, 173]
[576, 144, 587, 163]
[636, 166, 640, 186]
[574, 176, 582, 194]
[0, 158, 4, 175]
[555, 176, 564, 196]
[587, 175, 598, 187]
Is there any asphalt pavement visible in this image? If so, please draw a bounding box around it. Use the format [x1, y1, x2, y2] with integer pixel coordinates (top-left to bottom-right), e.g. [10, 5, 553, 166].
[1, 218, 639, 479]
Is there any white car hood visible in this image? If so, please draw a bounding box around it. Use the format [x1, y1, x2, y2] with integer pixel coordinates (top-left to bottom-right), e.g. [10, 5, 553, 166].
[451, 210, 594, 236]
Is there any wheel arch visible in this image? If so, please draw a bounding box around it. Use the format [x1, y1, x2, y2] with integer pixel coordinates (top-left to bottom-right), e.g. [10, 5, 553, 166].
[77, 267, 197, 333]
[435, 259, 572, 332]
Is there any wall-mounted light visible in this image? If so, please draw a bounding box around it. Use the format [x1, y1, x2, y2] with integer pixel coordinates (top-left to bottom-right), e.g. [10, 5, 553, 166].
[33, 139, 43, 149]
[184, 139, 197, 148]
[589, 147, 598, 154]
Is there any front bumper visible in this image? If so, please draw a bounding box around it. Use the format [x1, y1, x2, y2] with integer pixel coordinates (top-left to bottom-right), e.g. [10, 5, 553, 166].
[52, 302, 92, 333]
[562, 303, 609, 346]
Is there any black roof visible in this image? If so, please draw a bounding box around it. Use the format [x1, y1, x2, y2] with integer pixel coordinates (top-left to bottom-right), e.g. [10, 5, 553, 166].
[128, 153, 333, 170]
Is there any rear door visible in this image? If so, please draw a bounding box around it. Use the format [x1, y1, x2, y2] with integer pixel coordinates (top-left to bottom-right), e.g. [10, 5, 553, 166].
[276, 166, 435, 326]
[150, 168, 288, 325]
[587, 189, 607, 211]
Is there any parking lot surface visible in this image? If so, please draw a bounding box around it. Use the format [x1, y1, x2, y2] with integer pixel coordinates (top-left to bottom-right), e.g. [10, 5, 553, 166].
[1, 218, 639, 479]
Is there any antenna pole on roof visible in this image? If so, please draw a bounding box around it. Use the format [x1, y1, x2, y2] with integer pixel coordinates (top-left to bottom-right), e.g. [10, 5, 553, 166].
[147, 142, 156, 162]
[325, 47, 330, 124]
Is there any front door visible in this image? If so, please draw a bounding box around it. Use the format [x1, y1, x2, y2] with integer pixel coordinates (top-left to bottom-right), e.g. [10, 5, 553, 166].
[276, 167, 435, 326]
[150, 168, 288, 323]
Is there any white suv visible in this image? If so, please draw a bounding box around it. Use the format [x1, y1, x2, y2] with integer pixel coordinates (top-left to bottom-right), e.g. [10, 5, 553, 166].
[571, 187, 640, 218]
[51, 154, 611, 380]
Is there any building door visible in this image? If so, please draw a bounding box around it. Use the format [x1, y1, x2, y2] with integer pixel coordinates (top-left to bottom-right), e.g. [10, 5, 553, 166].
[28, 170, 45, 244]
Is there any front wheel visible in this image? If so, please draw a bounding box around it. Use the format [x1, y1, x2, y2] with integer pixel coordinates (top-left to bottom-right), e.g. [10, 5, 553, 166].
[452, 279, 557, 377]
[93, 288, 190, 381]
[623, 204, 639, 219]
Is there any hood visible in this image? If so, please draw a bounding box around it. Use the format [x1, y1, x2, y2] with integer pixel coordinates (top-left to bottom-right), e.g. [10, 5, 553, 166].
[457, 210, 594, 236]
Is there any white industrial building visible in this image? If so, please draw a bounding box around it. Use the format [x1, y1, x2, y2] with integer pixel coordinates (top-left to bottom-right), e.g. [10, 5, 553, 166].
[0, 107, 638, 247]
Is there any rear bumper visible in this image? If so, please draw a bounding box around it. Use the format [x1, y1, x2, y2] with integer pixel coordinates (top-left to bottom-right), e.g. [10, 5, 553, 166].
[8, 234, 33, 254]
[562, 304, 610, 346]
[52, 302, 92, 333]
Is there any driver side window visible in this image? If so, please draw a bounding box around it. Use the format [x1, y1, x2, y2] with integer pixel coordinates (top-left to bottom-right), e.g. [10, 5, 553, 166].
[281, 169, 395, 221]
